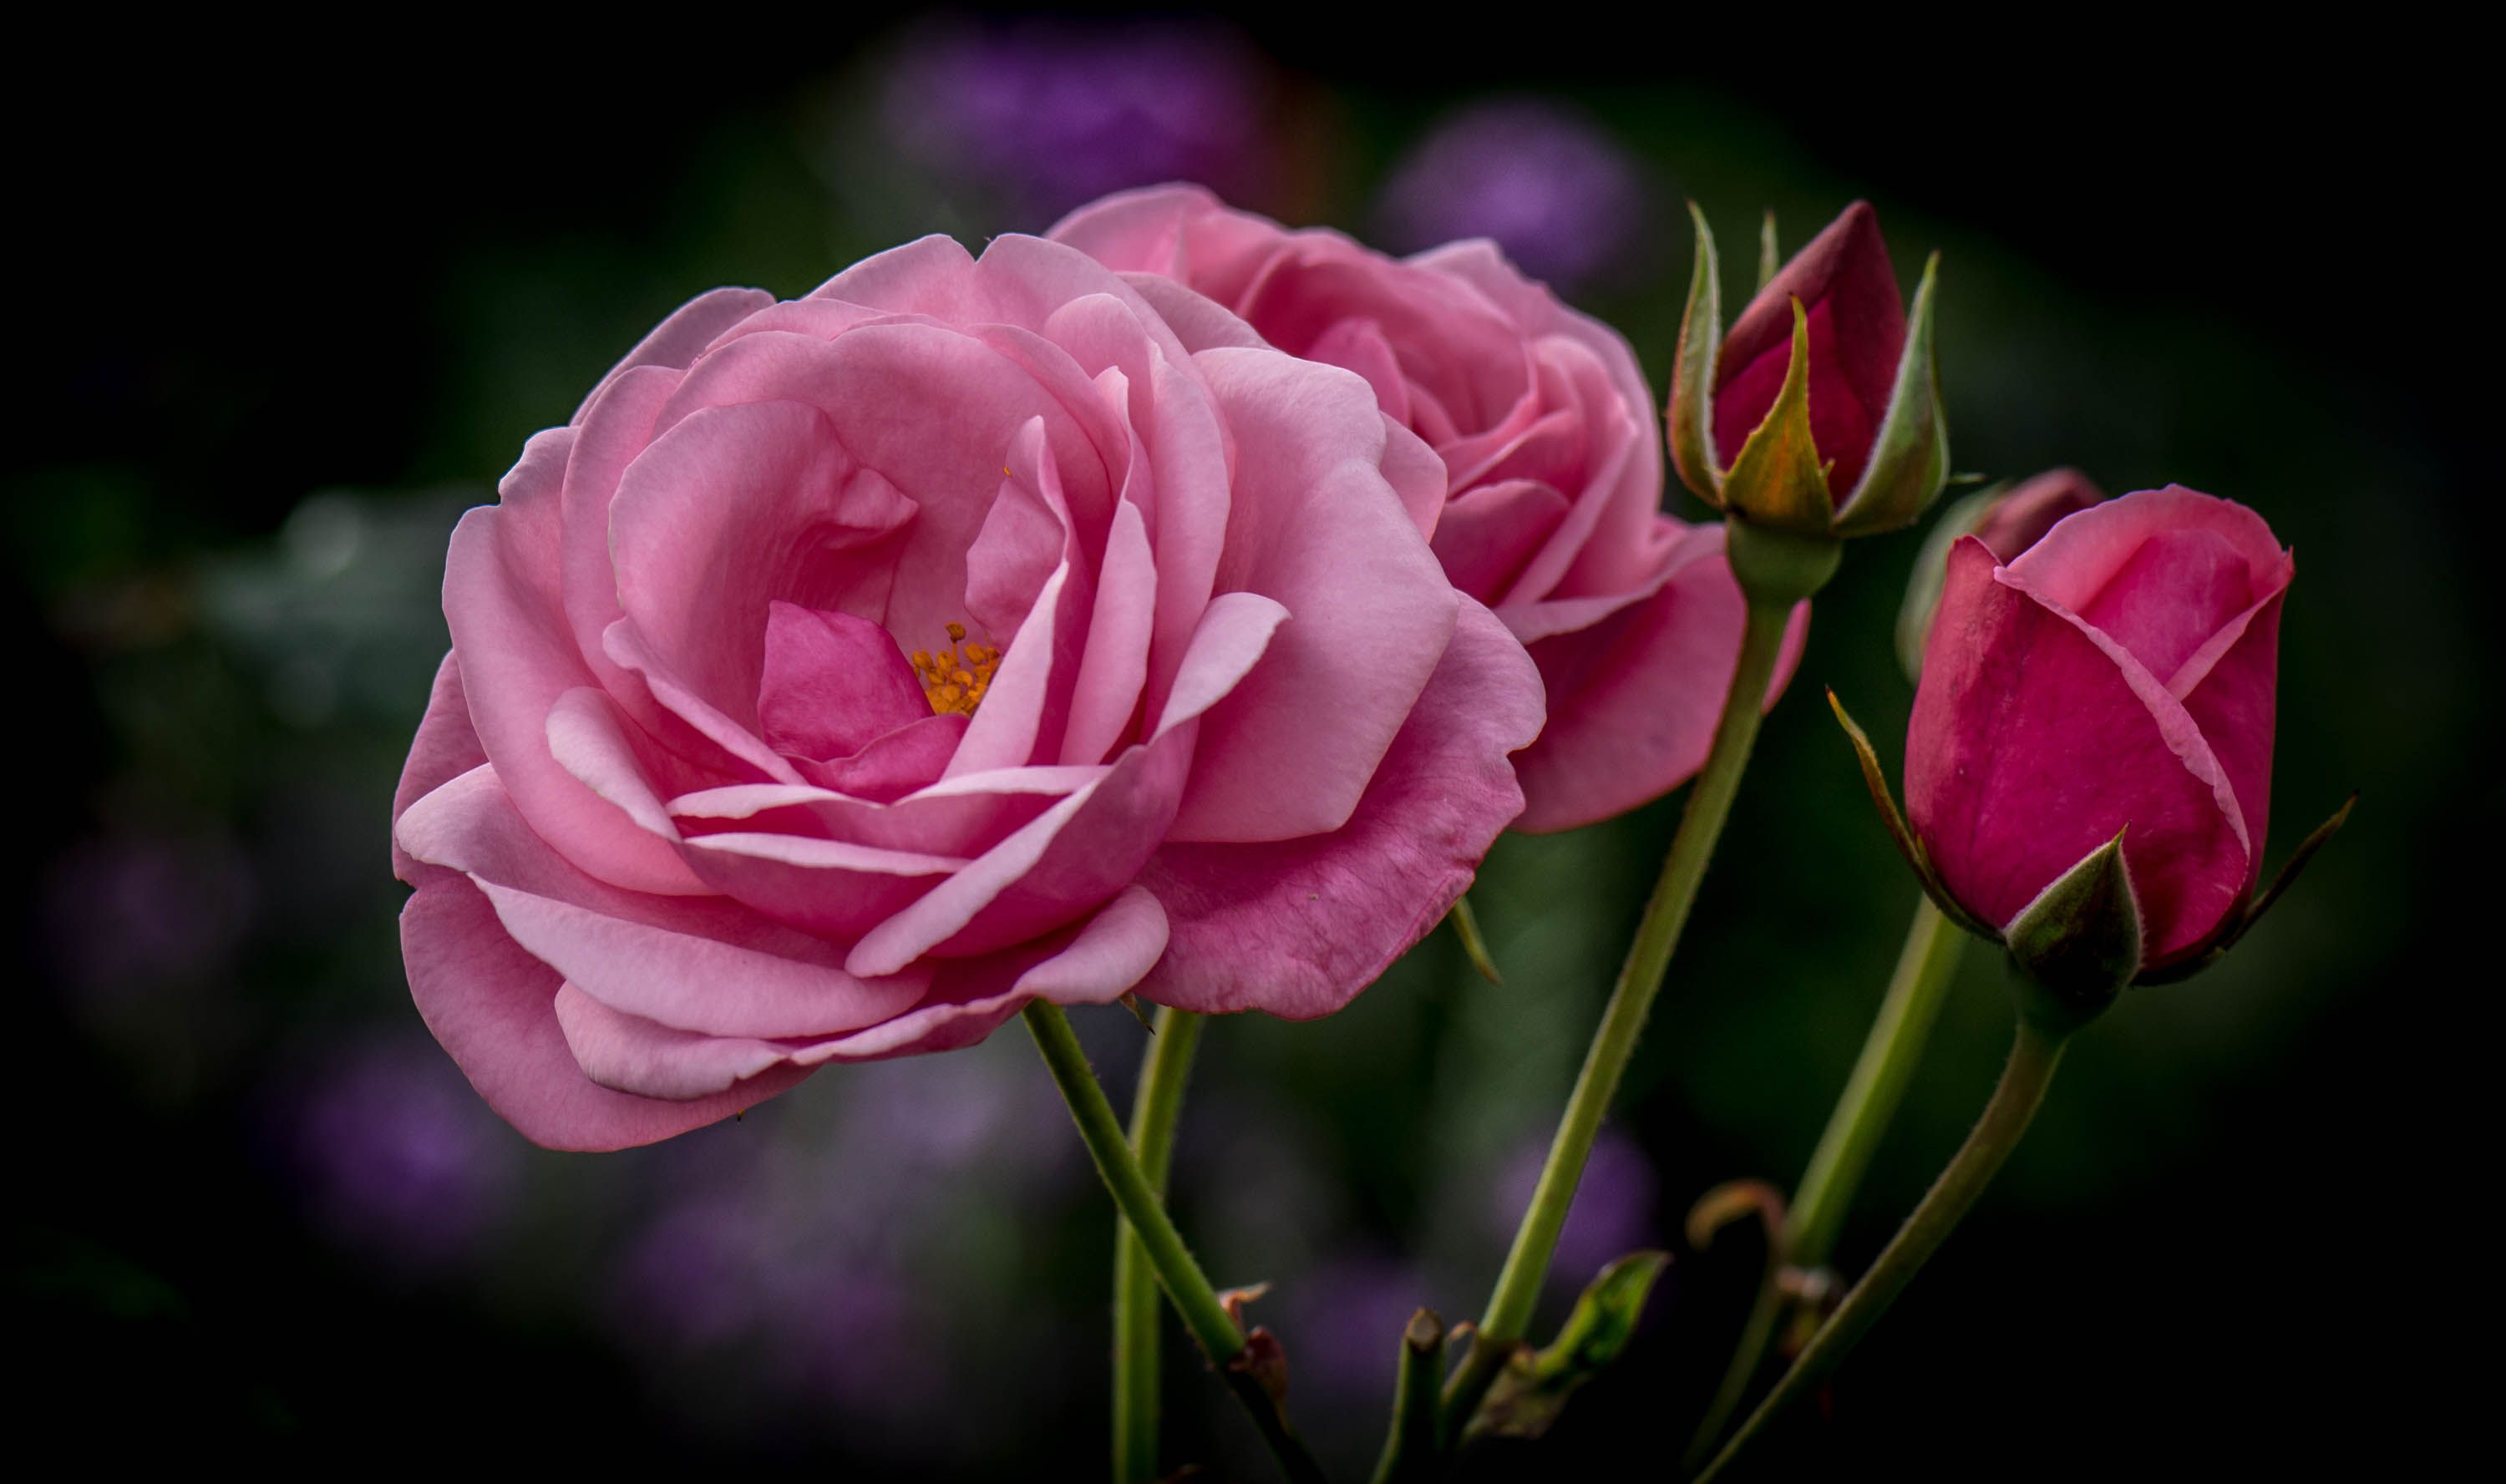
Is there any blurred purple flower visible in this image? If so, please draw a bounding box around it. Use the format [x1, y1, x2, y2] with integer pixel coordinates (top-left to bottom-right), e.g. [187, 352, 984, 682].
[282, 1033, 519, 1269]
[1491, 1127, 1659, 1287]
[615, 1190, 768, 1352]
[1283, 1254, 1435, 1405]
[43, 830, 254, 1010]
[612, 1185, 946, 1431]
[1374, 100, 1652, 295]
[880, 18, 1276, 222]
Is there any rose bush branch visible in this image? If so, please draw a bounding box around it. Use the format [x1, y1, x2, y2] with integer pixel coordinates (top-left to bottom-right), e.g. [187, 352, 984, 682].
[1686, 468, 2111, 1463]
[1024, 1002, 1328, 1484]
[1682, 895, 1967, 1466]
[1697, 488, 2348, 1475]
[1115, 1005, 1205, 1483]
[1440, 574, 1806, 1439]
[1693, 1008, 2071, 1483]
[1445, 197, 1951, 1446]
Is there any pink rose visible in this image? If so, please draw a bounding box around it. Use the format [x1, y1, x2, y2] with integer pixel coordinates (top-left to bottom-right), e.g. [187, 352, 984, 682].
[392, 234, 1544, 1151]
[1048, 185, 1802, 833]
[1896, 468, 2108, 678]
[1907, 486, 2292, 970]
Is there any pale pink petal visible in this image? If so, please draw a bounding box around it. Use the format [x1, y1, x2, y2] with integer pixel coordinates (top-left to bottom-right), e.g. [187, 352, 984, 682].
[1139, 599, 1540, 1017]
[400, 874, 808, 1152]
[1166, 347, 1460, 843]
[392, 651, 488, 884]
[571, 286, 774, 421]
[441, 448, 704, 895]
[1508, 526, 1807, 834]
[398, 766, 929, 1038]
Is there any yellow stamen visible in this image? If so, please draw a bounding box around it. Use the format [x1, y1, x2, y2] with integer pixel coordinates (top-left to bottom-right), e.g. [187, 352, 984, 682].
[911, 621, 1001, 717]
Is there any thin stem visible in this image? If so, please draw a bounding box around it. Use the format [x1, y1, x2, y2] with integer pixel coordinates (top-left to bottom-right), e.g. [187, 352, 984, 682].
[1681, 896, 1969, 1466]
[1369, 1310, 1447, 1484]
[1692, 1014, 2069, 1483]
[1442, 595, 1796, 1442]
[1022, 1002, 1327, 1484]
[1114, 1005, 1205, 1484]
[1788, 898, 1969, 1267]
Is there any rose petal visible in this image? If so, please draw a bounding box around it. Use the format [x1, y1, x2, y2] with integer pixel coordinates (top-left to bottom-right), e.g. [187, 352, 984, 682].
[1138, 599, 1540, 1017]
[1167, 347, 1460, 843]
[401, 874, 807, 1152]
[1508, 525, 1808, 833]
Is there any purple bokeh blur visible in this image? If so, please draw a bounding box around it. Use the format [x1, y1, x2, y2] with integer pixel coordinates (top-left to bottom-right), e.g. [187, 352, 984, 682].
[1282, 1253, 1438, 1408]
[1490, 1126, 1660, 1288]
[276, 1032, 520, 1270]
[1374, 99, 1653, 296]
[880, 18, 1283, 224]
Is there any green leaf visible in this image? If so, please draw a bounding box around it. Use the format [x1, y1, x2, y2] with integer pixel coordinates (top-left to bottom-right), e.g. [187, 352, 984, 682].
[1835, 251, 1950, 537]
[2005, 830, 2138, 1026]
[1756, 209, 1780, 291]
[1717, 298, 1835, 534]
[1668, 201, 1725, 504]
[1468, 1251, 1671, 1441]
[1824, 689, 1994, 939]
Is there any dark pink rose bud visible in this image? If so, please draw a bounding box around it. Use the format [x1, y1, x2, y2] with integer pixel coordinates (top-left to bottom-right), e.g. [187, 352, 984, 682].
[1906, 487, 2292, 976]
[1667, 202, 1946, 540]
[1712, 203, 1905, 499]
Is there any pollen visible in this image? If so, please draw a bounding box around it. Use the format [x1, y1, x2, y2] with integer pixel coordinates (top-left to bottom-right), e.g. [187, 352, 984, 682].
[910, 621, 1001, 717]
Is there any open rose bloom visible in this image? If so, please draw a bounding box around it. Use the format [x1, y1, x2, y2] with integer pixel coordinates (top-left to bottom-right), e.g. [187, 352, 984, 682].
[393, 234, 1543, 1150]
[1051, 185, 1801, 832]
[1908, 487, 2292, 971]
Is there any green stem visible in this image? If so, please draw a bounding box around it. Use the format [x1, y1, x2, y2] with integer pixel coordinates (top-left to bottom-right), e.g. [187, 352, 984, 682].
[1442, 594, 1797, 1442]
[1022, 1002, 1327, 1484]
[1114, 1005, 1205, 1484]
[1692, 1013, 2069, 1483]
[1369, 1310, 1447, 1484]
[1788, 898, 1969, 1267]
[1681, 896, 1968, 1466]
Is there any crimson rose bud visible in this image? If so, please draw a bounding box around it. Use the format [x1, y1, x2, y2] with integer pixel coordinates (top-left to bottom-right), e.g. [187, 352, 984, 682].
[1896, 468, 2109, 679]
[1668, 201, 1946, 539]
[1906, 487, 2292, 980]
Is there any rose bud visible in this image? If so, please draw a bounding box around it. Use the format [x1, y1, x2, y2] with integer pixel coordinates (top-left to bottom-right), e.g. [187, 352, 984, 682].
[1830, 487, 2348, 1020]
[1050, 184, 1803, 833]
[1895, 468, 2108, 680]
[1667, 201, 1947, 543]
[392, 233, 1545, 1150]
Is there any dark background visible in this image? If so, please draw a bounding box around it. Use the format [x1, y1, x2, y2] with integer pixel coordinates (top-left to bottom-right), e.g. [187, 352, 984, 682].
[7, 15, 2480, 1478]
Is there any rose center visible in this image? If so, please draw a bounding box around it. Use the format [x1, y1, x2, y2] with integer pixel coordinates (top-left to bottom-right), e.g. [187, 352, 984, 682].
[908, 622, 1001, 717]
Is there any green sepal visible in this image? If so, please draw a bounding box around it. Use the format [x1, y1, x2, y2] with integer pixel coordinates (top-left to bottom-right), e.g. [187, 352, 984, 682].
[1894, 482, 2005, 682]
[2228, 792, 2356, 950]
[2005, 830, 2138, 1029]
[2137, 793, 2356, 985]
[1824, 688, 1996, 940]
[1467, 1251, 1671, 1441]
[1724, 516, 1842, 607]
[1756, 210, 1780, 292]
[1668, 201, 1726, 504]
[1719, 297, 1836, 534]
[1834, 251, 1950, 538]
